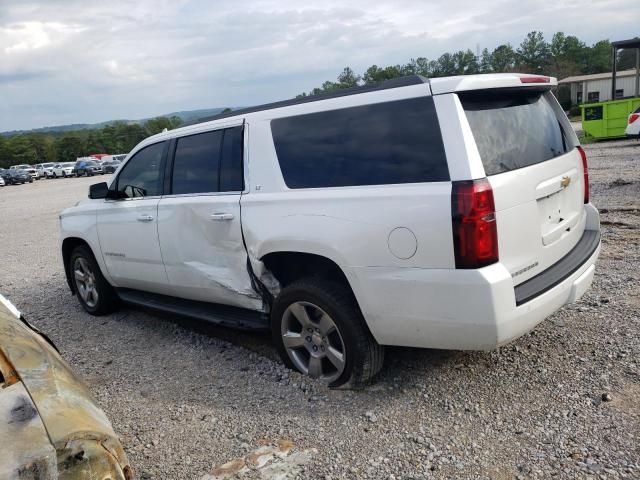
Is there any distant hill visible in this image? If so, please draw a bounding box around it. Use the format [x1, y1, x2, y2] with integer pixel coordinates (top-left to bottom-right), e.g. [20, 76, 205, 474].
[1, 107, 234, 137]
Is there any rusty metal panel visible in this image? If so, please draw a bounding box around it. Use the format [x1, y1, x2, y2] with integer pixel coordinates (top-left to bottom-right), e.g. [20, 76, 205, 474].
[0, 381, 58, 479]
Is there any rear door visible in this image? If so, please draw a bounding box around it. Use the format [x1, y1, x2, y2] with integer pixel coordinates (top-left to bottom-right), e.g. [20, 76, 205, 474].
[96, 141, 170, 293]
[459, 89, 586, 285]
[157, 124, 261, 311]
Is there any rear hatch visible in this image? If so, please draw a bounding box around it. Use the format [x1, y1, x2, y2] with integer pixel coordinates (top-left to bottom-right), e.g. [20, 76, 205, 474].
[459, 88, 586, 286]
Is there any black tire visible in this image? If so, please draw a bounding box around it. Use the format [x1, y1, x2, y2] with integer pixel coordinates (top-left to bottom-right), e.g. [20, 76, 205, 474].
[69, 245, 119, 315]
[271, 278, 384, 388]
[29, 178, 33, 183]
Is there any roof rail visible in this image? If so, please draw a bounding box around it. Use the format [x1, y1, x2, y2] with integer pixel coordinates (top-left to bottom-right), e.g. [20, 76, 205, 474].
[185, 75, 429, 126]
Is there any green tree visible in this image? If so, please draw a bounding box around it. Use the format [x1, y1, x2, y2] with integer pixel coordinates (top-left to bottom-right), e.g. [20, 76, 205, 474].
[479, 48, 493, 73]
[55, 135, 85, 162]
[337, 67, 361, 87]
[452, 49, 479, 74]
[490, 44, 516, 72]
[517, 31, 549, 73]
[143, 116, 183, 136]
[585, 40, 612, 73]
[362, 65, 403, 84]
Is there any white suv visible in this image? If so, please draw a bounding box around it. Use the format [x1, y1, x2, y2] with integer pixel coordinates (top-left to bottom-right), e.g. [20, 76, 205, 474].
[60, 74, 601, 387]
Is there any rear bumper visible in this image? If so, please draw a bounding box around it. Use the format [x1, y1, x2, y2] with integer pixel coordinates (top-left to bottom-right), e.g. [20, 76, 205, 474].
[351, 205, 600, 350]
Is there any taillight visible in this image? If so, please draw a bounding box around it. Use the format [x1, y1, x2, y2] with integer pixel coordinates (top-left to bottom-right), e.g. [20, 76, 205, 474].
[629, 113, 639, 124]
[451, 178, 499, 269]
[577, 146, 589, 204]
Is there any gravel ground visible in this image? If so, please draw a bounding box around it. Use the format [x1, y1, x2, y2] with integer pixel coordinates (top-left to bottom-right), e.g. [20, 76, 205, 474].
[1, 139, 639, 480]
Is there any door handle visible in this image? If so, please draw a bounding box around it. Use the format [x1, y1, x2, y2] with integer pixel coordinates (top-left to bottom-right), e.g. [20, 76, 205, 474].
[137, 214, 154, 222]
[210, 213, 234, 221]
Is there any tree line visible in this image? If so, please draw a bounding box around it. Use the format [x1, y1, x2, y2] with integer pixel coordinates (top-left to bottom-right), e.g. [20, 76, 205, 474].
[0, 116, 183, 169]
[298, 31, 634, 110]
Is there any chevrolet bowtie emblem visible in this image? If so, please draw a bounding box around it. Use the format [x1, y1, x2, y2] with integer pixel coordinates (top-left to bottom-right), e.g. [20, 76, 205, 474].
[560, 176, 571, 188]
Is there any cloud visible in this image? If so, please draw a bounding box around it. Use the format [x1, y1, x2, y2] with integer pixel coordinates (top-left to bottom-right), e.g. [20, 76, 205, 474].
[1, 0, 639, 131]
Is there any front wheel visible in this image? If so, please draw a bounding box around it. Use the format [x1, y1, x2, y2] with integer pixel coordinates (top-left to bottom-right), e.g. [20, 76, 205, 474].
[271, 278, 384, 388]
[69, 245, 118, 315]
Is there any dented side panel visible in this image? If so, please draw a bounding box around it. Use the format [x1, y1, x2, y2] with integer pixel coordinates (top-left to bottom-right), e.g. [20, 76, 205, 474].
[156, 193, 265, 311]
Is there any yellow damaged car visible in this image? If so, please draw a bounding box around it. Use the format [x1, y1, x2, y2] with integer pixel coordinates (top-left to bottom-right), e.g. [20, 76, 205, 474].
[0, 294, 132, 479]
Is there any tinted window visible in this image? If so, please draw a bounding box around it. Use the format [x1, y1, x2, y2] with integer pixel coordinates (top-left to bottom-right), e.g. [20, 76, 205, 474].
[171, 127, 244, 195]
[220, 126, 244, 191]
[460, 91, 569, 176]
[172, 130, 223, 195]
[116, 142, 164, 198]
[271, 97, 449, 188]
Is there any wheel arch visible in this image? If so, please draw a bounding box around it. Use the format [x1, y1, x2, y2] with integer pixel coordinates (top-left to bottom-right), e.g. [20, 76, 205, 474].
[61, 237, 92, 294]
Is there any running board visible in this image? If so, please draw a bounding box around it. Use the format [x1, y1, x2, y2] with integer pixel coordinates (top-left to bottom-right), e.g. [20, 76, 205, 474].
[115, 288, 269, 331]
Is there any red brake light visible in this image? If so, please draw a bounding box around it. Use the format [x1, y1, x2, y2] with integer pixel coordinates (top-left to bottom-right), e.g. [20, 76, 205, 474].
[629, 113, 639, 124]
[577, 146, 589, 204]
[451, 178, 499, 269]
[520, 76, 550, 84]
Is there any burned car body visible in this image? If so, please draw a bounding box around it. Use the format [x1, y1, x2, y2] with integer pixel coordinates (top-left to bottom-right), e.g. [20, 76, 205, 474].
[0, 294, 132, 479]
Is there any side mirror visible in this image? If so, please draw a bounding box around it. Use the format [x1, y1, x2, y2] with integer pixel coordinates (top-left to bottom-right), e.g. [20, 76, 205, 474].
[88, 182, 109, 199]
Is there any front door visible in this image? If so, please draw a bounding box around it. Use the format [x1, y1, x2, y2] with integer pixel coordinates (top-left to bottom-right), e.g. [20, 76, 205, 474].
[96, 141, 170, 293]
[157, 124, 261, 310]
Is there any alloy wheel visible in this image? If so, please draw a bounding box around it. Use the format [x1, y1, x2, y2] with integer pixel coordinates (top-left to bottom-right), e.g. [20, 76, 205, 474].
[281, 301, 346, 383]
[73, 257, 99, 308]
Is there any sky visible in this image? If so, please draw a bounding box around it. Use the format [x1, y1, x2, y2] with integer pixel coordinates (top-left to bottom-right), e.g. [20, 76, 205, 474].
[1, 0, 638, 131]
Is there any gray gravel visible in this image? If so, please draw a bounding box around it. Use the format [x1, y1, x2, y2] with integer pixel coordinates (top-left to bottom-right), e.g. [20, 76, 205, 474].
[1, 139, 639, 479]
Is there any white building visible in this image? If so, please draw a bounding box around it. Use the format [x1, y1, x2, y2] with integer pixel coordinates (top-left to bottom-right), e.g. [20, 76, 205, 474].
[559, 69, 640, 105]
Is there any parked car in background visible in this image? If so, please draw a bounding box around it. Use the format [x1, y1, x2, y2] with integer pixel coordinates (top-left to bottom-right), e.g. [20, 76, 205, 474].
[11, 165, 39, 180]
[100, 154, 128, 163]
[0, 169, 11, 185]
[37, 163, 56, 178]
[52, 162, 76, 178]
[7, 168, 32, 184]
[0, 293, 133, 479]
[60, 74, 600, 387]
[625, 106, 640, 138]
[74, 160, 104, 177]
[101, 159, 122, 174]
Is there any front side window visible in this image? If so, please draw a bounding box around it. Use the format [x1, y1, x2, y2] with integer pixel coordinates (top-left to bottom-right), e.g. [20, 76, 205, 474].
[171, 126, 244, 195]
[271, 97, 449, 189]
[116, 142, 164, 198]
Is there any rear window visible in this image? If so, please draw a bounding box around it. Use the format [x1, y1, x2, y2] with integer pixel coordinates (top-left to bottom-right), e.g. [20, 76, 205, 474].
[460, 91, 569, 176]
[271, 97, 449, 188]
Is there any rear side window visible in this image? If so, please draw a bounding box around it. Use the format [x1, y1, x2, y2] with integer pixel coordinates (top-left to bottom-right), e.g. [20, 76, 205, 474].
[172, 130, 223, 195]
[460, 91, 569, 176]
[271, 97, 449, 188]
[171, 126, 244, 195]
[220, 126, 244, 191]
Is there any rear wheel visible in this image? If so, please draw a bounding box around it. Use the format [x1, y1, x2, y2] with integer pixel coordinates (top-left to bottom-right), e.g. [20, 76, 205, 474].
[271, 278, 384, 388]
[69, 245, 118, 315]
